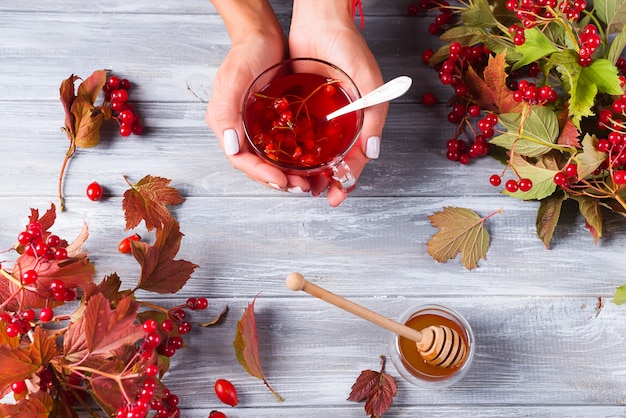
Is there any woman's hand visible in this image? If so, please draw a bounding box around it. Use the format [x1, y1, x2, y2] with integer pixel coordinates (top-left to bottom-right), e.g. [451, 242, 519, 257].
[290, 0, 387, 206]
[206, 0, 311, 193]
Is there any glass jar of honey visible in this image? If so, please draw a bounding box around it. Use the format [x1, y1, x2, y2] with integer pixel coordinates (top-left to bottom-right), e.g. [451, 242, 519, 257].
[389, 304, 475, 388]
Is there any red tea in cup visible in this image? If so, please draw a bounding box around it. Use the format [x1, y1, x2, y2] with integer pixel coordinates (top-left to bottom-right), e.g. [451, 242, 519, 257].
[243, 58, 364, 190]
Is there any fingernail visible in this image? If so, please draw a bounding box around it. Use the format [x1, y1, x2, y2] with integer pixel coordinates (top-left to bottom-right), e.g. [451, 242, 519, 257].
[223, 129, 240, 155]
[268, 182, 282, 190]
[287, 186, 308, 194]
[365, 136, 380, 159]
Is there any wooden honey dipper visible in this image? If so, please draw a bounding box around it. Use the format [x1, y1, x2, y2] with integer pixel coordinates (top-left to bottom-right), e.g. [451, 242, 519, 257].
[286, 272, 467, 368]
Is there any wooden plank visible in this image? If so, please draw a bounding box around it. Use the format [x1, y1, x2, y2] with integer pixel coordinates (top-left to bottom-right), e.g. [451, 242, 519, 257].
[0, 12, 448, 102]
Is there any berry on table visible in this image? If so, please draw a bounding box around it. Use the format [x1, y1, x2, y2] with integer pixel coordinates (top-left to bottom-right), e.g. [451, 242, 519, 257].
[86, 182, 104, 201]
[421, 92, 438, 106]
[214, 379, 238, 407]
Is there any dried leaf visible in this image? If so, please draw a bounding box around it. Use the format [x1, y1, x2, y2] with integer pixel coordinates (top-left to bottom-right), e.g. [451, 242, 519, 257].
[463, 51, 524, 114]
[71, 98, 107, 148]
[536, 191, 568, 249]
[427, 207, 499, 270]
[76, 69, 108, 104]
[348, 355, 397, 418]
[234, 296, 284, 402]
[572, 195, 603, 243]
[131, 219, 198, 294]
[199, 305, 229, 327]
[59, 74, 80, 136]
[573, 134, 607, 180]
[122, 175, 185, 232]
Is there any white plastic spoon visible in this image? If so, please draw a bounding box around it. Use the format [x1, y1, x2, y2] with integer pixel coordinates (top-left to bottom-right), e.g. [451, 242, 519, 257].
[325, 75, 412, 121]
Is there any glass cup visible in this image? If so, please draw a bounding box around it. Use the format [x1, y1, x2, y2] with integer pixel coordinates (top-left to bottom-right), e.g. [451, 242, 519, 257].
[389, 304, 475, 389]
[242, 58, 364, 191]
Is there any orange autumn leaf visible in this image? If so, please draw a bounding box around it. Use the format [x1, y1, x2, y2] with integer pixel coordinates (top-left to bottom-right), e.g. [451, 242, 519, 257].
[233, 296, 284, 402]
[0, 390, 55, 418]
[463, 52, 524, 114]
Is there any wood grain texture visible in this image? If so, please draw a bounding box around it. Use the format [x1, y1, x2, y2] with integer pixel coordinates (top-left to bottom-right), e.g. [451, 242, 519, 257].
[1, 0, 626, 417]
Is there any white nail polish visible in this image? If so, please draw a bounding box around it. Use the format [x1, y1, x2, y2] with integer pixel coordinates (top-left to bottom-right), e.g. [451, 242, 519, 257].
[366, 136, 380, 159]
[223, 129, 240, 155]
[287, 186, 305, 194]
[268, 182, 282, 190]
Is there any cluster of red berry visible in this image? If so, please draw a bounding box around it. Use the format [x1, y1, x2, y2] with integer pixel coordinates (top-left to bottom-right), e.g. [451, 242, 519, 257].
[421, 41, 496, 166]
[115, 379, 180, 418]
[103, 75, 144, 137]
[17, 222, 68, 262]
[511, 80, 558, 105]
[505, 0, 588, 25]
[115, 297, 209, 417]
[577, 24, 602, 67]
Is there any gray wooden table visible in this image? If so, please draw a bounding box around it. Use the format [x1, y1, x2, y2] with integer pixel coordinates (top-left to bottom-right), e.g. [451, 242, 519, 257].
[2, 1, 626, 417]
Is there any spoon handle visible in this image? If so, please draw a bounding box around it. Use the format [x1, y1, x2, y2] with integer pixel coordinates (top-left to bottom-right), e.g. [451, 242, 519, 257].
[286, 272, 424, 343]
[325, 75, 412, 121]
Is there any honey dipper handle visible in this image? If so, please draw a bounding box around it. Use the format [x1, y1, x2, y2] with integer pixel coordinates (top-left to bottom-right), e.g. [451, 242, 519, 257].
[286, 272, 424, 343]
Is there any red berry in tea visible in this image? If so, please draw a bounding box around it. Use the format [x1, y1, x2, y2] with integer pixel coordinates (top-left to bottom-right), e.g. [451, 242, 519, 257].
[244, 73, 359, 170]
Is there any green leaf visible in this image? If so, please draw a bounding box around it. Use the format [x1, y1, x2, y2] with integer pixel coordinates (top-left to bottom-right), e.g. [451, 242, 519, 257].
[505, 153, 558, 200]
[439, 25, 485, 45]
[612, 284, 626, 305]
[573, 134, 607, 180]
[511, 28, 559, 71]
[566, 58, 623, 127]
[461, 0, 499, 28]
[491, 106, 559, 157]
[607, 28, 626, 65]
[594, 0, 626, 34]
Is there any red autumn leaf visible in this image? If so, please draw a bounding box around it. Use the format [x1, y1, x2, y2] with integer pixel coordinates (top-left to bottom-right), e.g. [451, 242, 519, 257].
[348, 355, 397, 418]
[89, 359, 141, 415]
[130, 219, 198, 294]
[26, 204, 57, 236]
[122, 175, 185, 232]
[63, 293, 144, 364]
[557, 107, 581, 148]
[463, 52, 524, 114]
[24, 326, 59, 368]
[0, 390, 55, 418]
[233, 296, 284, 402]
